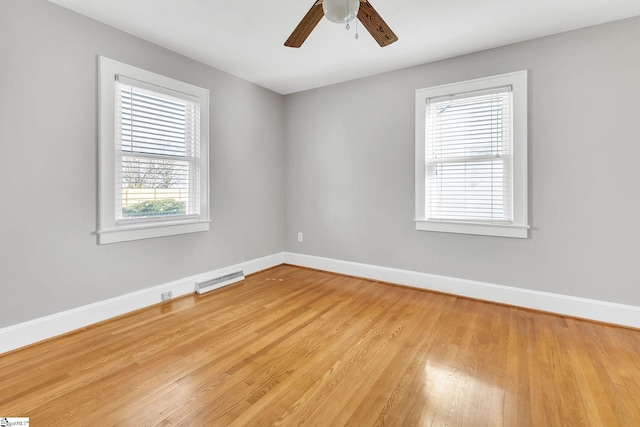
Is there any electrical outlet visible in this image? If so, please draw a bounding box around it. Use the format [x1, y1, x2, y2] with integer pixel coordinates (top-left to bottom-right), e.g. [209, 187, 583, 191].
[161, 291, 173, 301]
[297, 232, 303, 242]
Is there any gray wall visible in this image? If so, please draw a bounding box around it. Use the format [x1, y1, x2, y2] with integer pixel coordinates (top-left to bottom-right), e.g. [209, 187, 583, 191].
[2, 0, 639, 331]
[285, 16, 640, 306]
[0, 0, 285, 327]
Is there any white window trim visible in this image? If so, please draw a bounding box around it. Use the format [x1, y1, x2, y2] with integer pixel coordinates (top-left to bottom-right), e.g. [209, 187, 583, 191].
[97, 56, 210, 244]
[415, 71, 529, 238]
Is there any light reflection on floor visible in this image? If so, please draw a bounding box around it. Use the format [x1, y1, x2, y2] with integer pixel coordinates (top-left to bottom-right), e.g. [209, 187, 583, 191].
[414, 358, 506, 426]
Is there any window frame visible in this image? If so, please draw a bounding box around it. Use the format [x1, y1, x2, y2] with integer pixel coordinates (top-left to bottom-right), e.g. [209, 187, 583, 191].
[97, 56, 210, 244]
[415, 71, 529, 238]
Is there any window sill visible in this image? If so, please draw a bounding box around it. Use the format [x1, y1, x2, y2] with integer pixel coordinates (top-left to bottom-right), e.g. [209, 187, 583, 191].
[415, 219, 529, 239]
[97, 219, 210, 244]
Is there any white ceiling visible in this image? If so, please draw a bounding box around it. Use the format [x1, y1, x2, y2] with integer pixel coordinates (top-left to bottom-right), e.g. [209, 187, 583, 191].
[49, 0, 640, 94]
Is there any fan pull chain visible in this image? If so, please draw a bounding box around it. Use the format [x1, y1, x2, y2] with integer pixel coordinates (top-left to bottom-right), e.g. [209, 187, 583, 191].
[342, 0, 358, 40]
[345, 0, 350, 30]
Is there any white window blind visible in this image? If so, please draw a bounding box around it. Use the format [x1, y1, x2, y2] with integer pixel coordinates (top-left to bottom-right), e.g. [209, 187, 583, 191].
[115, 76, 201, 222]
[98, 57, 210, 244]
[425, 87, 513, 223]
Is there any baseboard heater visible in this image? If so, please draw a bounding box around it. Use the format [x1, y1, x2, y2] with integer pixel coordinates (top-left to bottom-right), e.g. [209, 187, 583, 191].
[195, 270, 245, 295]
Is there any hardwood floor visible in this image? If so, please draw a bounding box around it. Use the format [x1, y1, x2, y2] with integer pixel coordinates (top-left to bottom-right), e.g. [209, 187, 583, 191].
[1, 265, 639, 426]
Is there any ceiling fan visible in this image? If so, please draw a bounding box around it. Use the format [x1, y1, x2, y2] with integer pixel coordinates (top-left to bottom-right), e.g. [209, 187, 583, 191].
[285, 0, 398, 48]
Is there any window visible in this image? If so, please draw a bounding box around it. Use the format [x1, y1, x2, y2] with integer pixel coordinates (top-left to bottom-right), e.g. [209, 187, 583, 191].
[98, 57, 209, 244]
[415, 71, 528, 238]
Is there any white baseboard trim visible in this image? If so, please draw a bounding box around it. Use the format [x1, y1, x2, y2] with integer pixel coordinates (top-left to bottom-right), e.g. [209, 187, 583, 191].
[3, 251, 637, 355]
[0, 252, 285, 355]
[283, 252, 640, 329]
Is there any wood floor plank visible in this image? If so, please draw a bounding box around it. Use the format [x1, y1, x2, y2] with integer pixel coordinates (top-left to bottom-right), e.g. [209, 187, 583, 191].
[227, 281, 416, 426]
[1, 264, 639, 426]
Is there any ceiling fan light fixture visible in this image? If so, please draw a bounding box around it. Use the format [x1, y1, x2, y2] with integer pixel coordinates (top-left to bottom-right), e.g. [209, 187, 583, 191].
[284, 0, 397, 48]
[323, 0, 360, 24]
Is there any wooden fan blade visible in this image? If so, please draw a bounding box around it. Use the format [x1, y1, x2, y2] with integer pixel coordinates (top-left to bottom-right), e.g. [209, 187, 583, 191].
[285, 1, 324, 48]
[357, 0, 398, 47]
